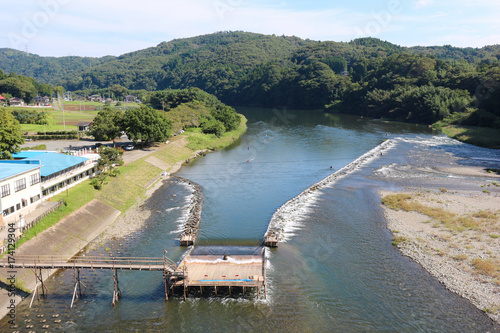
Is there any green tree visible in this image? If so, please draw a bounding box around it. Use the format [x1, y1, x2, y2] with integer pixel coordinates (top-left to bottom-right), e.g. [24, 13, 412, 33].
[211, 104, 240, 131]
[0, 77, 37, 103]
[122, 106, 172, 145]
[201, 116, 225, 137]
[89, 107, 124, 144]
[110, 84, 128, 99]
[98, 146, 124, 170]
[91, 146, 124, 190]
[0, 108, 24, 159]
[36, 112, 56, 125]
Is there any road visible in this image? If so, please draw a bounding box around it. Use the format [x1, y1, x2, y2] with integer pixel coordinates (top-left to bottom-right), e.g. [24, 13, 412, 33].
[21, 135, 171, 164]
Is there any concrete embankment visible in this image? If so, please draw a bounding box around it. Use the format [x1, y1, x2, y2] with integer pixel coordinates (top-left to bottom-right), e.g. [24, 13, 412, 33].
[0, 200, 121, 322]
[265, 139, 395, 244]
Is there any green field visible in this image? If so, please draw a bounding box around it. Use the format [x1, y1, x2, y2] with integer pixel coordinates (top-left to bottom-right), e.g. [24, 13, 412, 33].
[20, 124, 78, 132]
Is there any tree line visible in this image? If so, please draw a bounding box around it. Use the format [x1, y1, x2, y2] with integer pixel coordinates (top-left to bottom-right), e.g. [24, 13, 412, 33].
[0, 32, 499, 130]
[0, 69, 64, 103]
[89, 88, 240, 144]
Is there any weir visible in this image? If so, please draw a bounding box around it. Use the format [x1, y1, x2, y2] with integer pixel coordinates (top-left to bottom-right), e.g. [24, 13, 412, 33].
[175, 177, 204, 246]
[264, 139, 395, 247]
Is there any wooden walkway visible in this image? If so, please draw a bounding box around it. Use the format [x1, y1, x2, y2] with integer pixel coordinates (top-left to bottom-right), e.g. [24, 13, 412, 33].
[0, 255, 178, 274]
[0, 254, 180, 306]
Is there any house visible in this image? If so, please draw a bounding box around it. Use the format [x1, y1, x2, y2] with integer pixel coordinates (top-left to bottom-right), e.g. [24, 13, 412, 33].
[124, 95, 136, 103]
[76, 121, 92, 131]
[34, 96, 51, 106]
[0, 160, 42, 228]
[9, 97, 24, 106]
[0, 94, 6, 103]
[89, 94, 102, 102]
[341, 71, 350, 76]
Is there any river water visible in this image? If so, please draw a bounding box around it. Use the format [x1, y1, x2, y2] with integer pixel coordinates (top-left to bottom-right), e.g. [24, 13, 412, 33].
[2, 108, 499, 332]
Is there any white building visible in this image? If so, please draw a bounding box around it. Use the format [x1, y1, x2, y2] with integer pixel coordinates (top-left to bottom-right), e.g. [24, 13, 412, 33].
[0, 160, 42, 227]
[12, 151, 99, 198]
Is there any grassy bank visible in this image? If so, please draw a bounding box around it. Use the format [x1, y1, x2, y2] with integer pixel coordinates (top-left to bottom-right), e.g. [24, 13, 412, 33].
[441, 125, 500, 149]
[14, 182, 99, 249]
[15, 115, 247, 250]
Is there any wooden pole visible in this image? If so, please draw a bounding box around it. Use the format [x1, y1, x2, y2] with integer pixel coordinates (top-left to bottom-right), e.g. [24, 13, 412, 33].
[77, 268, 82, 298]
[167, 270, 169, 301]
[183, 266, 187, 301]
[70, 282, 78, 308]
[112, 269, 121, 306]
[29, 281, 38, 308]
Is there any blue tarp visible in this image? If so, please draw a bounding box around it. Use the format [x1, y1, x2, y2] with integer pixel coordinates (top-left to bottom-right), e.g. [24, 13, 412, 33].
[197, 279, 254, 282]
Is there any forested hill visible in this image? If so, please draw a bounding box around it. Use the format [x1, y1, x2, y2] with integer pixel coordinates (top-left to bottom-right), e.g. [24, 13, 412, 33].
[1, 31, 499, 136]
[1, 32, 499, 92]
[0, 48, 116, 85]
[0, 32, 313, 91]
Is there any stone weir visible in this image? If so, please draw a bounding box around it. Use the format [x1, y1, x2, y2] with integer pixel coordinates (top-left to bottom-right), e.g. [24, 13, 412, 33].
[264, 139, 395, 247]
[173, 177, 204, 246]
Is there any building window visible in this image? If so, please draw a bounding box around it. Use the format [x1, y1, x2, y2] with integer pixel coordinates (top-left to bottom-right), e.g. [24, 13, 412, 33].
[16, 203, 21, 210]
[14, 178, 26, 192]
[1, 184, 10, 197]
[30, 173, 41, 185]
[3, 206, 15, 216]
[30, 194, 41, 203]
[22, 199, 28, 207]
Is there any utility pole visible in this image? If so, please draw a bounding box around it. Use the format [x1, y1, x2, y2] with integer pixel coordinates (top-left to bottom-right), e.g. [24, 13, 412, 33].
[58, 93, 65, 130]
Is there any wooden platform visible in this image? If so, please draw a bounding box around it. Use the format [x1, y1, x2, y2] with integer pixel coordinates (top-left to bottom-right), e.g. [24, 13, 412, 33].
[171, 247, 267, 297]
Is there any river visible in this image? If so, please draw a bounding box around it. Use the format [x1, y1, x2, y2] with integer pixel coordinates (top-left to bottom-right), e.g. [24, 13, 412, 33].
[1, 107, 499, 332]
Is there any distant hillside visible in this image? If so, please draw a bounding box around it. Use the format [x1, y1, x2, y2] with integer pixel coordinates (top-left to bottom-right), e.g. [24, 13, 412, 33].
[0, 48, 116, 85]
[1, 32, 498, 93]
[0, 32, 313, 91]
[0, 32, 499, 140]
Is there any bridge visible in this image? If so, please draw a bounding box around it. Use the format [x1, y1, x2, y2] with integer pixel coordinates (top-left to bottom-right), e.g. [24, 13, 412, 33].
[0, 248, 267, 308]
[0, 254, 181, 307]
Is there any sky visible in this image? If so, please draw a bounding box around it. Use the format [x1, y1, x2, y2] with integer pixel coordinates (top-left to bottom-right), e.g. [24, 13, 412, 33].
[0, 0, 499, 57]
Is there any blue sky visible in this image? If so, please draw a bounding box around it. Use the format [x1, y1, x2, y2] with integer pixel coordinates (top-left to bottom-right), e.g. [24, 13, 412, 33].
[0, 0, 498, 57]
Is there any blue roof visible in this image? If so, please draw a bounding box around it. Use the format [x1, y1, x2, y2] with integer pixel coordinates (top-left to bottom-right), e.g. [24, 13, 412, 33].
[13, 152, 89, 177]
[13, 152, 44, 159]
[0, 160, 41, 180]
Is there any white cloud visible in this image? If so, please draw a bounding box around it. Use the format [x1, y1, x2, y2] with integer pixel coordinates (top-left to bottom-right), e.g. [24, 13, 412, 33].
[412, 0, 435, 9]
[1, 0, 499, 56]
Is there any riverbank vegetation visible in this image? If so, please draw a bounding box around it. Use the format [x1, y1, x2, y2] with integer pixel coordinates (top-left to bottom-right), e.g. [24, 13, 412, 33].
[1, 32, 499, 147]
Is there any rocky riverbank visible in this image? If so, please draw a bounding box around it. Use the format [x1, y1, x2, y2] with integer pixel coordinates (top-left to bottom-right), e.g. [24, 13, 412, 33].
[382, 180, 500, 324]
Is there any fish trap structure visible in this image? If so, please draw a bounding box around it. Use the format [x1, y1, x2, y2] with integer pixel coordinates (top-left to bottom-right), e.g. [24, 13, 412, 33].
[169, 246, 267, 298]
